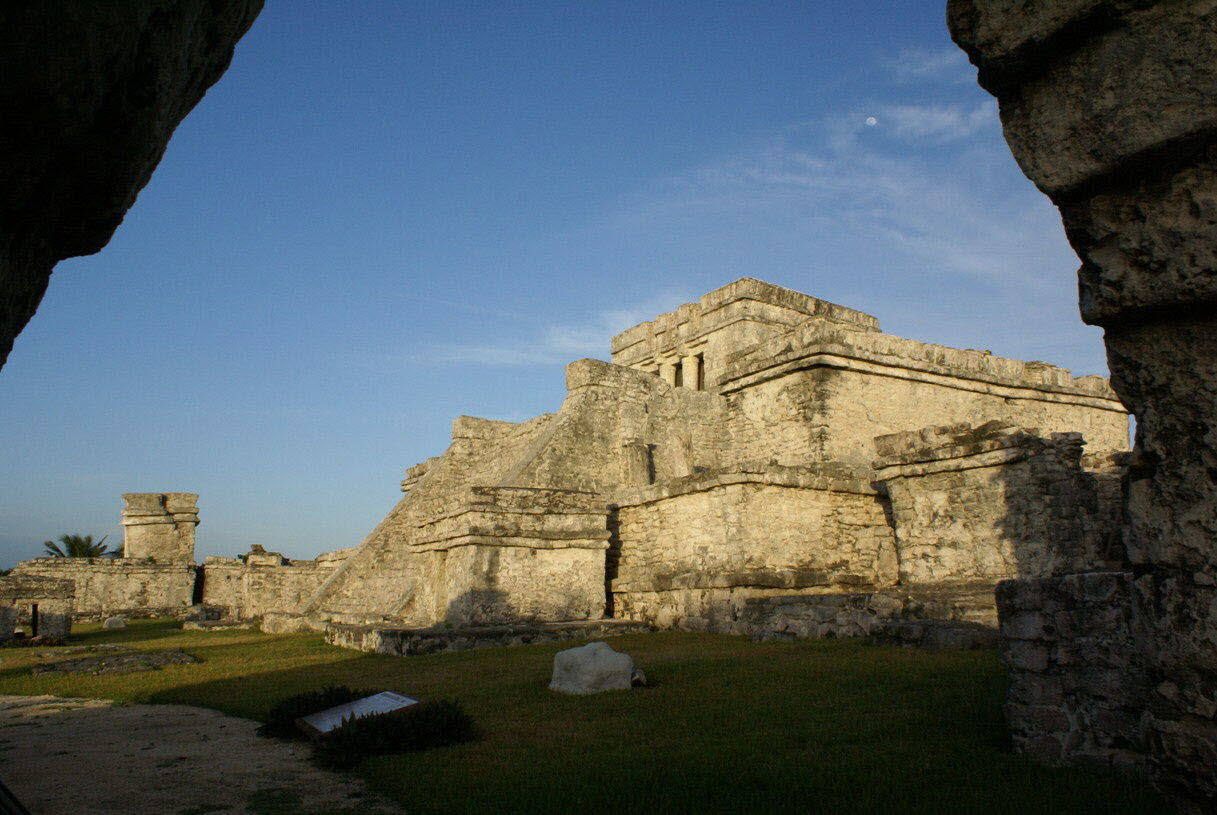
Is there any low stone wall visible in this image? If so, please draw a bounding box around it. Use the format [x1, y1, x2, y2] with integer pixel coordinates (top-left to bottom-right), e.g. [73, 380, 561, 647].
[13, 558, 196, 619]
[741, 583, 999, 648]
[326, 619, 652, 656]
[874, 422, 1123, 583]
[200, 557, 342, 619]
[610, 466, 896, 630]
[996, 572, 1149, 771]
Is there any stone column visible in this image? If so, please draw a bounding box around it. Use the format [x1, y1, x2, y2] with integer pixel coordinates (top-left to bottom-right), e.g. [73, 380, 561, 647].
[681, 354, 701, 390]
[659, 359, 678, 386]
[950, 2, 1217, 806]
[121, 493, 199, 563]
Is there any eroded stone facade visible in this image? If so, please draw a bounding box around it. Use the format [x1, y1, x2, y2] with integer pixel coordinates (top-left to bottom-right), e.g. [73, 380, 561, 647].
[873, 422, 1124, 584]
[611, 466, 896, 631]
[13, 559, 196, 620]
[199, 547, 352, 620]
[950, 1, 1217, 807]
[280, 279, 1128, 641]
[121, 493, 199, 562]
[0, 574, 73, 640]
[15, 283, 1131, 685]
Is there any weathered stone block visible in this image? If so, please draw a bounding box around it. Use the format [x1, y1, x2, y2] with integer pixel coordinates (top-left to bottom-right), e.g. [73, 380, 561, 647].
[121, 492, 199, 563]
[548, 641, 636, 695]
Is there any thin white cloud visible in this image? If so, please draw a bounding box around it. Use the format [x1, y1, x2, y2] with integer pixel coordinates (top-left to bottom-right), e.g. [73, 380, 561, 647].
[642, 107, 1060, 284]
[427, 291, 693, 367]
[599, 104, 1110, 376]
[889, 46, 976, 83]
[878, 101, 997, 143]
[420, 97, 1101, 376]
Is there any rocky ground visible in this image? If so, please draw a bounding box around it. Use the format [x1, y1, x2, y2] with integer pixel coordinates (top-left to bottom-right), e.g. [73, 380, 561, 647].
[29, 648, 199, 675]
[0, 695, 402, 814]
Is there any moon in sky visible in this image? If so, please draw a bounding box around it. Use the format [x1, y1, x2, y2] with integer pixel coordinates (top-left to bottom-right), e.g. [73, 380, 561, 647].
[865, 116, 878, 126]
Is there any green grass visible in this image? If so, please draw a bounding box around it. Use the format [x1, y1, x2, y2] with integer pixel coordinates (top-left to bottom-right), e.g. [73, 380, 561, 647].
[0, 620, 1165, 814]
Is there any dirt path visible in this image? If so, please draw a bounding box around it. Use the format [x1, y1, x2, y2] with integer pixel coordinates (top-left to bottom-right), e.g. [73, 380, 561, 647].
[0, 695, 403, 815]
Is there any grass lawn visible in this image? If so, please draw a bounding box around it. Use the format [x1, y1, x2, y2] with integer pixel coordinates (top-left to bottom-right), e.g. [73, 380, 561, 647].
[0, 620, 1164, 814]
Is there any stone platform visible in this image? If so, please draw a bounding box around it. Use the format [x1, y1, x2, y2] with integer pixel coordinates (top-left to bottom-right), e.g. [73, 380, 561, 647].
[324, 619, 654, 656]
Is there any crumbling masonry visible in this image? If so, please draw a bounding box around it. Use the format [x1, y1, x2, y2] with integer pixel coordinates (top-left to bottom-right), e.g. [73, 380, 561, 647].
[949, 0, 1217, 808]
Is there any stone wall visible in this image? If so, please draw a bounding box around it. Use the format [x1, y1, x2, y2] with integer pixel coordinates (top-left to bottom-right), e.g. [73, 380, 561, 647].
[0, 574, 74, 640]
[996, 573, 1148, 771]
[742, 585, 1000, 648]
[719, 321, 1128, 468]
[412, 487, 610, 626]
[326, 619, 653, 657]
[610, 465, 895, 631]
[949, 1, 1217, 806]
[874, 422, 1123, 584]
[13, 559, 196, 620]
[200, 551, 349, 620]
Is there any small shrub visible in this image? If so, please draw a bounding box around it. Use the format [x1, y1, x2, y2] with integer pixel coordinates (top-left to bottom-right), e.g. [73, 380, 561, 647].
[257, 685, 369, 740]
[314, 699, 478, 769]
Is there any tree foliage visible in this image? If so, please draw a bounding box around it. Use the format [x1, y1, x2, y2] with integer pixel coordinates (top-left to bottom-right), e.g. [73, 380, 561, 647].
[42, 534, 114, 558]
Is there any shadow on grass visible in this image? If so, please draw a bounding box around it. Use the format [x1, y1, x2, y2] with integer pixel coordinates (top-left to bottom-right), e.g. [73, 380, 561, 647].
[0, 626, 1169, 814]
[68, 618, 188, 645]
[62, 631, 1161, 815]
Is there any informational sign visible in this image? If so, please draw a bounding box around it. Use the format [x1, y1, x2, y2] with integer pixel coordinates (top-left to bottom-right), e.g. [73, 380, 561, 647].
[298, 691, 419, 736]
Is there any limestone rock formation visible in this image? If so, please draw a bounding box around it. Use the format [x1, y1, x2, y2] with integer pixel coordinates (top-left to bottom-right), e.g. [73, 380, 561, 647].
[949, 1, 1217, 807]
[0, 1, 264, 369]
[549, 641, 636, 694]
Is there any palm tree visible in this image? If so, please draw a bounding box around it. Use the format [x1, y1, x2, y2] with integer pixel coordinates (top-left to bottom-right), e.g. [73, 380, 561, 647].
[42, 534, 114, 558]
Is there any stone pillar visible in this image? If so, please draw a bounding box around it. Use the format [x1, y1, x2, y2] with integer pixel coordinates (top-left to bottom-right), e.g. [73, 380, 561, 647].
[950, 2, 1217, 806]
[681, 354, 701, 390]
[121, 493, 199, 563]
[659, 359, 678, 386]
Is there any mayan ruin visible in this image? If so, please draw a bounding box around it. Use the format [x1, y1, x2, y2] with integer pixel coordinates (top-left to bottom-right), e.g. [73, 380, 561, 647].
[12, 278, 1132, 648]
[1, 2, 1213, 812]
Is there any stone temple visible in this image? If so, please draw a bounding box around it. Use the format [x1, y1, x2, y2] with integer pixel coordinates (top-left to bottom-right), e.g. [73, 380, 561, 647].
[14, 278, 1131, 646]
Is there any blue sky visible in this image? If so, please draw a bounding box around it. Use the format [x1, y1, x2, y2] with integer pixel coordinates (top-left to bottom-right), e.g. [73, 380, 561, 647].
[0, 1, 1108, 567]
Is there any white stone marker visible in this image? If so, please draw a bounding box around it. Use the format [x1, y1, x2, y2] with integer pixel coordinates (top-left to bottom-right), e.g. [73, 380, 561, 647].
[549, 641, 636, 695]
[298, 691, 418, 736]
